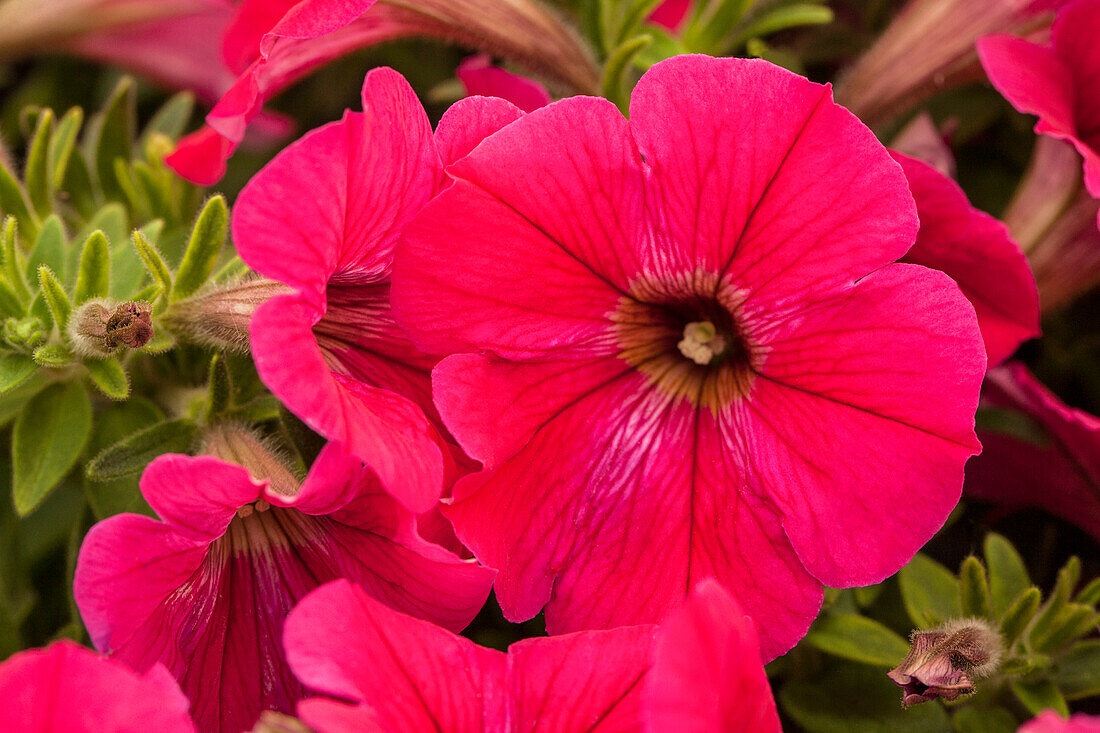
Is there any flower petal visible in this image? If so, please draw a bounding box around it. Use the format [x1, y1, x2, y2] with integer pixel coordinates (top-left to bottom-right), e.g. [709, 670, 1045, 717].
[434, 95, 525, 168]
[456, 54, 552, 113]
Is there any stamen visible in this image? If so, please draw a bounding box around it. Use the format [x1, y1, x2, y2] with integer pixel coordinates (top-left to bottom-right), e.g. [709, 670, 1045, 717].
[678, 321, 728, 365]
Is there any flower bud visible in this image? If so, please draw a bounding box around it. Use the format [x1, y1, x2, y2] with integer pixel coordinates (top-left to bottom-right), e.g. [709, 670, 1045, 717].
[4, 316, 45, 350]
[888, 618, 1004, 706]
[199, 423, 300, 499]
[67, 299, 153, 357]
[161, 277, 290, 353]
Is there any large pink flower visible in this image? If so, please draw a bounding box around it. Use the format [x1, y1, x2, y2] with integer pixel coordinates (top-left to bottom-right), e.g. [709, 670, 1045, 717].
[0, 640, 196, 732]
[73, 442, 494, 733]
[966, 362, 1100, 541]
[233, 68, 526, 513]
[892, 151, 1040, 366]
[978, 0, 1100, 199]
[392, 54, 986, 658]
[1020, 711, 1100, 733]
[284, 577, 778, 732]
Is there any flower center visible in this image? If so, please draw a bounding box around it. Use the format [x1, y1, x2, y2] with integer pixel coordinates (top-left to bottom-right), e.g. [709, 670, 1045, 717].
[611, 269, 760, 411]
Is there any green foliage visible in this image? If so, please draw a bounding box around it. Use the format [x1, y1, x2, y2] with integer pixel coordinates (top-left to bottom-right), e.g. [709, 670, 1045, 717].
[899, 553, 961, 627]
[85, 418, 196, 481]
[11, 381, 91, 515]
[73, 231, 110, 304]
[173, 195, 227, 301]
[804, 614, 910, 667]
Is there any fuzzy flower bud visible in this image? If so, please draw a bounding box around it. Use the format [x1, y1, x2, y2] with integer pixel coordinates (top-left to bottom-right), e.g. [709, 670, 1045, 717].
[199, 423, 300, 499]
[888, 618, 1004, 707]
[161, 277, 290, 353]
[67, 299, 153, 357]
[4, 316, 45, 350]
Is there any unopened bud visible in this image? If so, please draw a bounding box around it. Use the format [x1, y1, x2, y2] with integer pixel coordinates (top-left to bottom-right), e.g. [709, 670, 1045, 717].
[162, 277, 290, 353]
[4, 316, 44, 349]
[200, 423, 300, 499]
[888, 618, 1003, 707]
[67, 299, 153, 357]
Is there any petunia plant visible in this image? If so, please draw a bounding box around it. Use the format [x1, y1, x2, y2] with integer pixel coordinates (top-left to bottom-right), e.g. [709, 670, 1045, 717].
[0, 0, 1097, 731]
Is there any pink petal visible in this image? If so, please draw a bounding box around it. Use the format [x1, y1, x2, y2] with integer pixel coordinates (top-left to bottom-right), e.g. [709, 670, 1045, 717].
[628, 55, 918, 305]
[509, 627, 654, 731]
[434, 96, 525, 168]
[643, 579, 780, 733]
[966, 363, 1100, 541]
[222, 0, 300, 73]
[286, 580, 507, 732]
[743, 264, 984, 587]
[0, 641, 196, 733]
[297, 700, 383, 732]
[648, 0, 691, 30]
[139, 454, 263, 542]
[164, 126, 234, 187]
[1051, 0, 1100, 195]
[893, 151, 1040, 366]
[442, 366, 822, 658]
[456, 54, 552, 113]
[251, 293, 446, 513]
[1019, 711, 1100, 733]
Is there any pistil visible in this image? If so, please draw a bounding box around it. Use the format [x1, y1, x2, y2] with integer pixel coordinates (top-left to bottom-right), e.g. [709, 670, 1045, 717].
[677, 320, 729, 365]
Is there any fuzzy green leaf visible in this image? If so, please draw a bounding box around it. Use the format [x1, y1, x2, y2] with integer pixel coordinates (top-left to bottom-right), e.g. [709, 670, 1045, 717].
[83, 398, 162, 519]
[37, 266, 70, 331]
[131, 230, 171, 302]
[1052, 640, 1100, 700]
[959, 556, 993, 619]
[32, 344, 73, 366]
[60, 144, 96, 219]
[205, 353, 231, 421]
[29, 292, 51, 330]
[1000, 587, 1041, 645]
[84, 77, 135, 204]
[1076, 577, 1100, 606]
[899, 554, 961, 628]
[173, 195, 228, 300]
[731, 3, 834, 49]
[804, 614, 910, 667]
[0, 279, 24, 318]
[84, 357, 129, 399]
[141, 92, 195, 144]
[1011, 677, 1068, 717]
[1030, 557, 1081, 644]
[27, 215, 66, 284]
[1031, 604, 1098, 654]
[12, 381, 91, 515]
[24, 108, 54, 217]
[1, 217, 30, 303]
[73, 230, 110, 304]
[0, 353, 36, 394]
[85, 418, 196, 480]
[985, 532, 1030, 618]
[0, 161, 37, 242]
[602, 35, 653, 111]
[48, 107, 83, 192]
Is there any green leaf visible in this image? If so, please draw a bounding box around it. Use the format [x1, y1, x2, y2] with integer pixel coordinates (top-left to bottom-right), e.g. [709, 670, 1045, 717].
[1051, 640, 1100, 699]
[899, 553, 961, 628]
[804, 613, 910, 667]
[85, 417, 196, 480]
[616, 0, 670, 45]
[32, 343, 73, 366]
[959, 556, 993, 619]
[0, 353, 37, 394]
[985, 533, 1030, 618]
[0, 161, 37, 242]
[1075, 577, 1100, 606]
[48, 107, 83, 193]
[27, 215, 66, 284]
[112, 157, 152, 221]
[73, 230, 110, 304]
[82, 398, 163, 519]
[731, 3, 834, 49]
[0, 278, 24, 318]
[684, 0, 752, 51]
[602, 35, 653, 111]
[132, 230, 171, 303]
[84, 77, 135, 204]
[11, 381, 92, 515]
[1, 217, 30, 303]
[59, 144, 96, 219]
[37, 266, 71, 331]
[29, 291, 52, 330]
[173, 195, 228, 300]
[84, 357, 129, 399]
[951, 707, 1018, 733]
[24, 107, 53, 218]
[141, 91, 194, 144]
[212, 254, 250, 283]
[780, 663, 951, 733]
[0, 371, 48, 428]
[1031, 604, 1098, 654]
[205, 353, 231, 420]
[1030, 557, 1080, 645]
[1000, 587, 1041, 645]
[1011, 676, 1068, 717]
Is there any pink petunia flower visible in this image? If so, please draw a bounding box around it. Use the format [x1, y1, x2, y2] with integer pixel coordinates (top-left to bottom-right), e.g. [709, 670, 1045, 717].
[965, 362, 1100, 541]
[457, 54, 552, 113]
[73, 434, 495, 733]
[233, 67, 526, 513]
[283, 577, 779, 732]
[648, 0, 691, 31]
[391, 54, 987, 658]
[1020, 711, 1100, 732]
[0, 640, 197, 732]
[167, 0, 597, 184]
[892, 151, 1040, 366]
[978, 0, 1100, 199]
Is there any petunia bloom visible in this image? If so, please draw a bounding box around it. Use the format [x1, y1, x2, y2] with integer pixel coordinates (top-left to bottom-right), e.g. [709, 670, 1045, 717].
[978, 0, 1100, 199]
[1020, 711, 1100, 732]
[167, 0, 596, 183]
[0, 640, 197, 732]
[74, 431, 494, 733]
[887, 619, 1003, 706]
[457, 54, 552, 113]
[892, 151, 1040, 366]
[837, 0, 1070, 127]
[965, 362, 1100, 542]
[283, 577, 779, 732]
[233, 67, 526, 512]
[392, 54, 986, 658]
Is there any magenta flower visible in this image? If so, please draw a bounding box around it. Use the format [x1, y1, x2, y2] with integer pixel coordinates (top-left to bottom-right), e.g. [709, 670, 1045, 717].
[1021, 711, 1100, 732]
[391, 54, 986, 657]
[892, 151, 1040, 366]
[73, 441, 494, 733]
[978, 0, 1100, 199]
[166, 0, 596, 183]
[0, 640, 197, 732]
[283, 577, 779, 732]
[457, 54, 551, 113]
[649, 0, 691, 30]
[233, 68, 526, 512]
[966, 362, 1100, 541]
